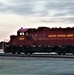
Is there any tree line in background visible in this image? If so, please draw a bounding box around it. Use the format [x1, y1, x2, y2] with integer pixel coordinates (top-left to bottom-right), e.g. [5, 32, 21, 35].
[0, 42, 3, 49]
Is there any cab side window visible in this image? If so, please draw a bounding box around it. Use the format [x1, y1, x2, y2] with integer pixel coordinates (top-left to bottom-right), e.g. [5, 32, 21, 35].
[26, 32, 28, 35]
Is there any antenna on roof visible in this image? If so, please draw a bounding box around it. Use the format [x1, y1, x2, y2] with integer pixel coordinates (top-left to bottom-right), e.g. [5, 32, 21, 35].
[21, 27, 23, 29]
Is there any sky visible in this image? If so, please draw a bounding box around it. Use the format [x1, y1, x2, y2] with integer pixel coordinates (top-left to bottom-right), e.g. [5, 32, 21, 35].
[0, 0, 74, 41]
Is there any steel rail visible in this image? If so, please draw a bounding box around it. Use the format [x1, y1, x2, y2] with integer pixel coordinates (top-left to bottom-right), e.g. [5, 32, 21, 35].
[0, 53, 74, 58]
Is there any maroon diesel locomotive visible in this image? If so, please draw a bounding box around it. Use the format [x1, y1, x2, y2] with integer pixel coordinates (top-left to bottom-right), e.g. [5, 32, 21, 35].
[3, 27, 74, 55]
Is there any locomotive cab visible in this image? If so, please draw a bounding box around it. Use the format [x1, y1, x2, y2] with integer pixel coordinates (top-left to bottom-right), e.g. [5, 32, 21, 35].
[17, 27, 28, 36]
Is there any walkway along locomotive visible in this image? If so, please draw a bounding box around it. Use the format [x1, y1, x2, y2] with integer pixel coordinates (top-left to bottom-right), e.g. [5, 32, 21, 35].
[3, 27, 74, 55]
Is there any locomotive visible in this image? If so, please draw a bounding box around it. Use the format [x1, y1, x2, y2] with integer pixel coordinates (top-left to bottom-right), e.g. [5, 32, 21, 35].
[3, 27, 74, 55]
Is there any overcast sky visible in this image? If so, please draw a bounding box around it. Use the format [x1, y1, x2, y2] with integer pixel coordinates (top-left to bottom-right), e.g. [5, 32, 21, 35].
[0, 0, 74, 41]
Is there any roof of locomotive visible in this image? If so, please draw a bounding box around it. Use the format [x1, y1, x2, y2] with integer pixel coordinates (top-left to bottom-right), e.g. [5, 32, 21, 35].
[17, 27, 49, 32]
[17, 27, 74, 32]
[17, 27, 28, 32]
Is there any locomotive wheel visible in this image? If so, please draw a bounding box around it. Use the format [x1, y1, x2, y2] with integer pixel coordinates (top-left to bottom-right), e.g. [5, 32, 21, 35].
[24, 52, 28, 54]
[25, 52, 28, 54]
[30, 52, 33, 54]
[62, 52, 66, 55]
[17, 50, 21, 54]
[4, 51, 7, 53]
[12, 51, 16, 54]
[58, 52, 61, 55]
[62, 51, 66, 55]
[73, 53, 74, 55]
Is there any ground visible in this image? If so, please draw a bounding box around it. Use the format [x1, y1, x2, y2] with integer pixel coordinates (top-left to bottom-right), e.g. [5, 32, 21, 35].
[0, 57, 74, 75]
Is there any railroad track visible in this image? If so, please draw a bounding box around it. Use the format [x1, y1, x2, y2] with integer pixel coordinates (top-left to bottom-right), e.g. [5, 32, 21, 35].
[0, 53, 74, 58]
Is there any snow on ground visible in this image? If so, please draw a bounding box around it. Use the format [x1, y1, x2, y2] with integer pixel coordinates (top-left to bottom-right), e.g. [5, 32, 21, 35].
[0, 57, 74, 75]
